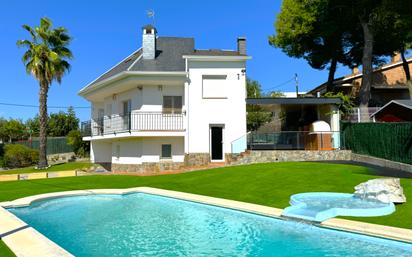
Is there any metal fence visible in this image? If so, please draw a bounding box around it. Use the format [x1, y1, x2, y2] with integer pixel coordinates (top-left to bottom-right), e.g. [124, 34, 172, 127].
[247, 131, 341, 150]
[341, 122, 412, 164]
[81, 112, 185, 137]
[12, 137, 73, 155]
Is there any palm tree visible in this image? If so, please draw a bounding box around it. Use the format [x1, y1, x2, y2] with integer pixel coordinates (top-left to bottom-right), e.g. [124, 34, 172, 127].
[17, 17, 72, 168]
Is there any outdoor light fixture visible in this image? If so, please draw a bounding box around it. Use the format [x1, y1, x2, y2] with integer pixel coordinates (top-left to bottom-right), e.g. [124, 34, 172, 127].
[158, 85, 163, 91]
[238, 69, 246, 80]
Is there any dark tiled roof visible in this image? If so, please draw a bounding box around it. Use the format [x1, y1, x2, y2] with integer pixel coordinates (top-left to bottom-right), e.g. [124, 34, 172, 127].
[130, 37, 194, 72]
[91, 50, 142, 85]
[84, 36, 244, 89]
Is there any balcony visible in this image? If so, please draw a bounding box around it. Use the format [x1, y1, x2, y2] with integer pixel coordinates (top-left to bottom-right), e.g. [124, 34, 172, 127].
[81, 112, 185, 137]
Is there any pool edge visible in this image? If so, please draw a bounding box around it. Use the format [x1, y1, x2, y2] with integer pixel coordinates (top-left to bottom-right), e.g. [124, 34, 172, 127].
[0, 187, 411, 257]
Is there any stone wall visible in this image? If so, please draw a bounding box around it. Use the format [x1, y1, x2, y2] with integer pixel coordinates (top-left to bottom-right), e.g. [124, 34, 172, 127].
[352, 153, 412, 173]
[112, 162, 184, 174]
[184, 153, 210, 167]
[47, 152, 75, 164]
[227, 150, 352, 165]
[96, 162, 112, 171]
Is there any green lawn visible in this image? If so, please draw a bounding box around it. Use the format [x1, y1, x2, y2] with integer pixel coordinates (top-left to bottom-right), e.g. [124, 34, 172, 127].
[0, 162, 411, 257]
[0, 240, 15, 257]
[0, 162, 93, 175]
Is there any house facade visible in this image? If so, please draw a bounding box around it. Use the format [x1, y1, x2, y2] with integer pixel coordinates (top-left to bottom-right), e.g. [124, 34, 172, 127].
[308, 54, 412, 106]
[79, 25, 250, 172]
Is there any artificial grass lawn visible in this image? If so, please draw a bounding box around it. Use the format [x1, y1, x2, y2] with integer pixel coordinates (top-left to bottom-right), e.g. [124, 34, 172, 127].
[0, 240, 15, 257]
[0, 162, 411, 229]
[1, 162, 411, 257]
[0, 162, 93, 175]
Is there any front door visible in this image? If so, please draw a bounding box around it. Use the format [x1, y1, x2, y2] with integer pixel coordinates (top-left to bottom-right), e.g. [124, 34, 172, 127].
[211, 126, 223, 160]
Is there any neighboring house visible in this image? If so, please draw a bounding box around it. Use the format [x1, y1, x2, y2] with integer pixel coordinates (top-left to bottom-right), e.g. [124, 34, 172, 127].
[370, 100, 412, 122]
[308, 54, 412, 106]
[79, 25, 250, 172]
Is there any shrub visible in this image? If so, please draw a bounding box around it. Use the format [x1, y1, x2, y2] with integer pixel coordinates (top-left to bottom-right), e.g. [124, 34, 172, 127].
[3, 144, 39, 168]
[67, 130, 89, 157]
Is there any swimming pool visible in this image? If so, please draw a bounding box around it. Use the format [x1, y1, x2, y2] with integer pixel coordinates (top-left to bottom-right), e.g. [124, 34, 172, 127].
[283, 192, 395, 222]
[8, 193, 412, 257]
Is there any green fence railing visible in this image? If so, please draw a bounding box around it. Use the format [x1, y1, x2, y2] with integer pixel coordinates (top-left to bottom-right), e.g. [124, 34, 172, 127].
[341, 122, 412, 164]
[13, 137, 73, 155]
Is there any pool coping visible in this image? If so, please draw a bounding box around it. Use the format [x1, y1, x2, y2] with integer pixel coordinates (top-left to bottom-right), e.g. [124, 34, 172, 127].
[0, 187, 411, 256]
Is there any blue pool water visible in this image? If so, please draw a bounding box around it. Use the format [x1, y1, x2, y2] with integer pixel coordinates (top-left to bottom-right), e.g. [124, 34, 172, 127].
[283, 192, 395, 222]
[8, 193, 412, 257]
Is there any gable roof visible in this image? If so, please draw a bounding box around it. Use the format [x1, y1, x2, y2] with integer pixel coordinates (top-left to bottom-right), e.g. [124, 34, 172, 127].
[81, 36, 247, 93]
[371, 99, 412, 117]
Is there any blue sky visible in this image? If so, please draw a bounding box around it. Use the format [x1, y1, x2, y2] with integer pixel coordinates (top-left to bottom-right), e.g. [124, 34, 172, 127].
[0, 0, 350, 121]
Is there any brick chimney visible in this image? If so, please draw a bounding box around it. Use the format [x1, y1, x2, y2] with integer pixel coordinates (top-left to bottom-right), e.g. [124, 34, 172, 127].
[237, 37, 246, 55]
[391, 52, 402, 63]
[352, 66, 359, 74]
[142, 25, 156, 59]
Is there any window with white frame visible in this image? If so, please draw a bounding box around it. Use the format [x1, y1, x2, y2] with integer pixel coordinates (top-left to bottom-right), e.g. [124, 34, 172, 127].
[202, 75, 227, 98]
[162, 96, 182, 114]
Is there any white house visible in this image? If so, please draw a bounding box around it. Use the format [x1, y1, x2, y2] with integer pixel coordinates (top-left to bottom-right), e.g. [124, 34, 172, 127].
[79, 25, 250, 172]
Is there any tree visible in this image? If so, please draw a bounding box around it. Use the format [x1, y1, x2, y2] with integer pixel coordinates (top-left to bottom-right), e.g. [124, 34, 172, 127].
[67, 129, 89, 157]
[331, 0, 412, 119]
[246, 78, 272, 131]
[270, 0, 358, 91]
[48, 107, 79, 137]
[17, 17, 73, 168]
[25, 115, 40, 138]
[268, 91, 286, 98]
[3, 119, 25, 142]
[0, 118, 7, 142]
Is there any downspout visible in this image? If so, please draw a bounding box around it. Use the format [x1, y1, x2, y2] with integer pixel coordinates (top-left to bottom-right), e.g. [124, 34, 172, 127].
[185, 58, 190, 154]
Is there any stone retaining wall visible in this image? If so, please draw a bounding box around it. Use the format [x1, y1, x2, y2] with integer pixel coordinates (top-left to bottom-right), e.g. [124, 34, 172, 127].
[352, 153, 412, 173]
[112, 162, 185, 174]
[227, 150, 352, 165]
[47, 152, 75, 163]
[184, 153, 210, 167]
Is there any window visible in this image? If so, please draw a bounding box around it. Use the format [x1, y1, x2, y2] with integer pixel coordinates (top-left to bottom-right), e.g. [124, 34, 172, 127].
[122, 100, 131, 116]
[163, 96, 182, 114]
[161, 144, 172, 159]
[202, 75, 227, 98]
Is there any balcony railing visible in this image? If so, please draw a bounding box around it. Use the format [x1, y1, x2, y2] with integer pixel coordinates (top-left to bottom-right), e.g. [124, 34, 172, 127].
[81, 112, 185, 137]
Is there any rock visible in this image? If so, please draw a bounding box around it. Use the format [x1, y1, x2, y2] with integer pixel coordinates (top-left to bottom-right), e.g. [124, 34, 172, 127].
[354, 178, 406, 204]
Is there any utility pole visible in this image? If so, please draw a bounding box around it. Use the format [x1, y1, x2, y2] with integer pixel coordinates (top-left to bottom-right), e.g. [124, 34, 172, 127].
[295, 73, 299, 98]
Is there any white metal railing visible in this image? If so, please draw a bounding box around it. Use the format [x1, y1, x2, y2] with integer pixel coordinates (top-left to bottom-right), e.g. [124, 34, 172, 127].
[81, 112, 185, 137]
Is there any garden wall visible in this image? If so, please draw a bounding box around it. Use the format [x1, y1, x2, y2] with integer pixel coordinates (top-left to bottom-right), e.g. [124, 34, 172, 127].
[341, 122, 412, 164]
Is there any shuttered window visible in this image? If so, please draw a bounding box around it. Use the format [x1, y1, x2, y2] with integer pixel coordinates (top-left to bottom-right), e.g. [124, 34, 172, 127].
[163, 96, 182, 114]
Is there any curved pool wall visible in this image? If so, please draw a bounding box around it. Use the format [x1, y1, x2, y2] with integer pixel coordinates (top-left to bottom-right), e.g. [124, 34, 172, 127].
[283, 192, 396, 222]
[6, 192, 412, 257]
